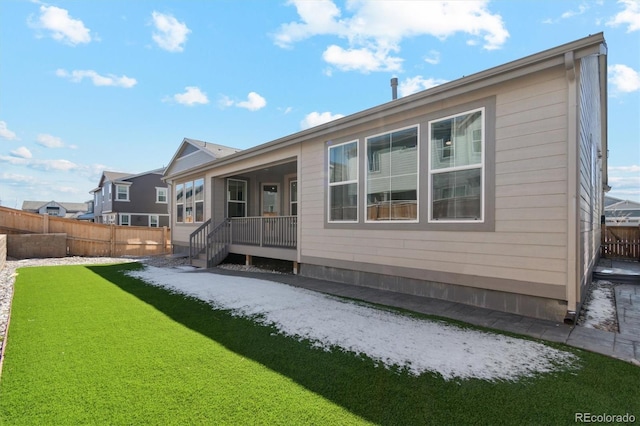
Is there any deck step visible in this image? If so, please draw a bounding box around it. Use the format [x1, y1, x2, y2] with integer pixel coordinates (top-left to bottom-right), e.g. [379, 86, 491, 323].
[191, 258, 207, 269]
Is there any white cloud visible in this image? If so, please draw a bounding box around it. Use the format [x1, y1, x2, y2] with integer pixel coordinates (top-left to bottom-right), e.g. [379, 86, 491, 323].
[236, 92, 267, 111]
[424, 50, 441, 65]
[560, 3, 590, 19]
[609, 64, 640, 93]
[36, 133, 64, 148]
[0, 121, 18, 140]
[322, 45, 402, 73]
[274, 0, 509, 73]
[398, 76, 449, 97]
[30, 5, 92, 46]
[151, 11, 191, 52]
[607, 0, 640, 32]
[300, 111, 345, 130]
[0, 155, 79, 172]
[56, 69, 137, 88]
[0, 172, 39, 185]
[10, 147, 32, 159]
[608, 165, 640, 201]
[170, 86, 209, 106]
[220, 92, 267, 111]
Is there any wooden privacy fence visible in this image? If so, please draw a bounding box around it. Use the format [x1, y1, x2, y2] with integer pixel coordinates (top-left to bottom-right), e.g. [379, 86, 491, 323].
[0, 206, 171, 257]
[601, 225, 640, 260]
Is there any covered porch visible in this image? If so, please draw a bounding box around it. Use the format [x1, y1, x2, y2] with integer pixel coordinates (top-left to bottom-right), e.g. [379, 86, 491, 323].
[190, 158, 299, 268]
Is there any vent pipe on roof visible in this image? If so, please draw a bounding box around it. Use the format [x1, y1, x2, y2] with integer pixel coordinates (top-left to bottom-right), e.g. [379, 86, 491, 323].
[390, 77, 398, 100]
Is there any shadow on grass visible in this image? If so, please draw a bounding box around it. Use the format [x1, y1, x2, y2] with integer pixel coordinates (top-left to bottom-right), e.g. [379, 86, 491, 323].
[85, 263, 638, 425]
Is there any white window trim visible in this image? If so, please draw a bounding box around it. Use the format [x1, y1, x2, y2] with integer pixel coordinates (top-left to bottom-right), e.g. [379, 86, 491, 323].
[120, 214, 131, 226]
[149, 215, 159, 227]
[227, 179, 248, 218]
[364, 125, 420, 224]
[427, 107, 485, 223]
[116, 184, 130, 202]
[328, 140, 359, 223]
[156, 187, 168, 204]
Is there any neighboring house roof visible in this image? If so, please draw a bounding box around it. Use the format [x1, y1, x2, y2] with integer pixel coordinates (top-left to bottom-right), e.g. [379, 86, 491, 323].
[163, 33, 607, 187]
[22, 200, 88, 213]
[604, 196, 640, 218]
[91, 167, 167, 193]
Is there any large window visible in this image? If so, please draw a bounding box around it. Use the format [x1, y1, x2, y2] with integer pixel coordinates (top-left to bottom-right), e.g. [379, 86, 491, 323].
[228, 179, 247, 217]
[366, 126, 418, 222]
[328, 141, 358, 222]
[429, 108, 484, 221]
[175, 178, 204, 223]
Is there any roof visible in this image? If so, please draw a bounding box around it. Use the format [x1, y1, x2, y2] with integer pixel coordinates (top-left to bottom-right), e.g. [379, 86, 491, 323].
[163, 138, 242, 180]
[92, 167, 167, 192]
[22, 200, 89, 213]
[164, 33, 607, 180]
[185, 138, 241, 158]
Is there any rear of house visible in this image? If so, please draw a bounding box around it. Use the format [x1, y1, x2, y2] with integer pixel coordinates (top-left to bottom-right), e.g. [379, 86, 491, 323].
[165, 34, 608, 322]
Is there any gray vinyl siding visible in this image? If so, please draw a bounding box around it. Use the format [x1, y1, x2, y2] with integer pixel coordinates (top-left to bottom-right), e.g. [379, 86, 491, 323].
[577, 55, 604, 294]
[300, 67, 570, 297]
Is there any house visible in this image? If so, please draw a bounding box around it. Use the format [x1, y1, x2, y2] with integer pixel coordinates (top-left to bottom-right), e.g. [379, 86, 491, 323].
[604, 196, 640, 227]
[91, 167, 170, 227]
[163, 33, 608, 323]
[21, 200, 89, 218]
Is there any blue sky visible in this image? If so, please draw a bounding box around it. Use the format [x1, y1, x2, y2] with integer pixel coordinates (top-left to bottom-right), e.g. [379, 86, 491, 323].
[1, 0, 638, 208]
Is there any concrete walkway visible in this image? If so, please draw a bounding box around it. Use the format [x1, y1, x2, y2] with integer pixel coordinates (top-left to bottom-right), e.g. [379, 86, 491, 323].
[204, 260, 640, 366]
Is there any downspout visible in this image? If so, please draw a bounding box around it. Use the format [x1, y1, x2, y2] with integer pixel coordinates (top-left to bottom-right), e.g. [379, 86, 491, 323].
[564, 51, 579, 325]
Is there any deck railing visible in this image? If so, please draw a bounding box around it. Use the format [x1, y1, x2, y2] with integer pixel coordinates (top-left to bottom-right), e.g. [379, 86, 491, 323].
[189, 218, 212, 262]
[206, 219, 231, 266]
[230, 216, 297, 248]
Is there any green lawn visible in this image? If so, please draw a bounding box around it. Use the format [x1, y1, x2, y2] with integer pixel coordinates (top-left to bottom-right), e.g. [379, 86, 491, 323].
[0, 262, 638, 425]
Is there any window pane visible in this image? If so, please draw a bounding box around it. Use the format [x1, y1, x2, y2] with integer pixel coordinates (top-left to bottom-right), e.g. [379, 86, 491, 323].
[228, 180, 246, 202]
[194, 179, 204, 201]
[195, 201, 204, 222]
[432, 169, 482, 220]
[330, 183, 357, 221]
[330, 142, 357, 183]
[290, 181, 297, 202]
[176, 184, 184, 203]
[228, 202, 246, 218]
[185, 181, 194, 222]
[366, 127, 418, 221]
[431, 111, 482, 170]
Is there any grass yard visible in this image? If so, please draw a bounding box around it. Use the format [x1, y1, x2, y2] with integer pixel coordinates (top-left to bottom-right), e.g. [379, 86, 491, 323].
[0, 262, 638, 425]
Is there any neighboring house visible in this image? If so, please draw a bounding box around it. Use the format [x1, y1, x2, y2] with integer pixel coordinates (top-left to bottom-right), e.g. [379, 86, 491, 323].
[163, 33, 608, 323]
[22, 200, 89, 218]
[604, 196, 640, 226]
[91, 167, 170, 227]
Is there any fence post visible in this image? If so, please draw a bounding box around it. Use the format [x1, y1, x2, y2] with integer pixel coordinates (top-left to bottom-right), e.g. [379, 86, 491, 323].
[162, 226, 169, 254]
[110, 224, 116, 257]
[43, 214, 49, 233]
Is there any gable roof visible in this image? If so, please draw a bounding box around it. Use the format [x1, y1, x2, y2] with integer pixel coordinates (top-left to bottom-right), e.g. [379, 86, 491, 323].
[163, 138, 242, 179]
[92, 167, 166, 193]
[22, 200, 88, 213]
